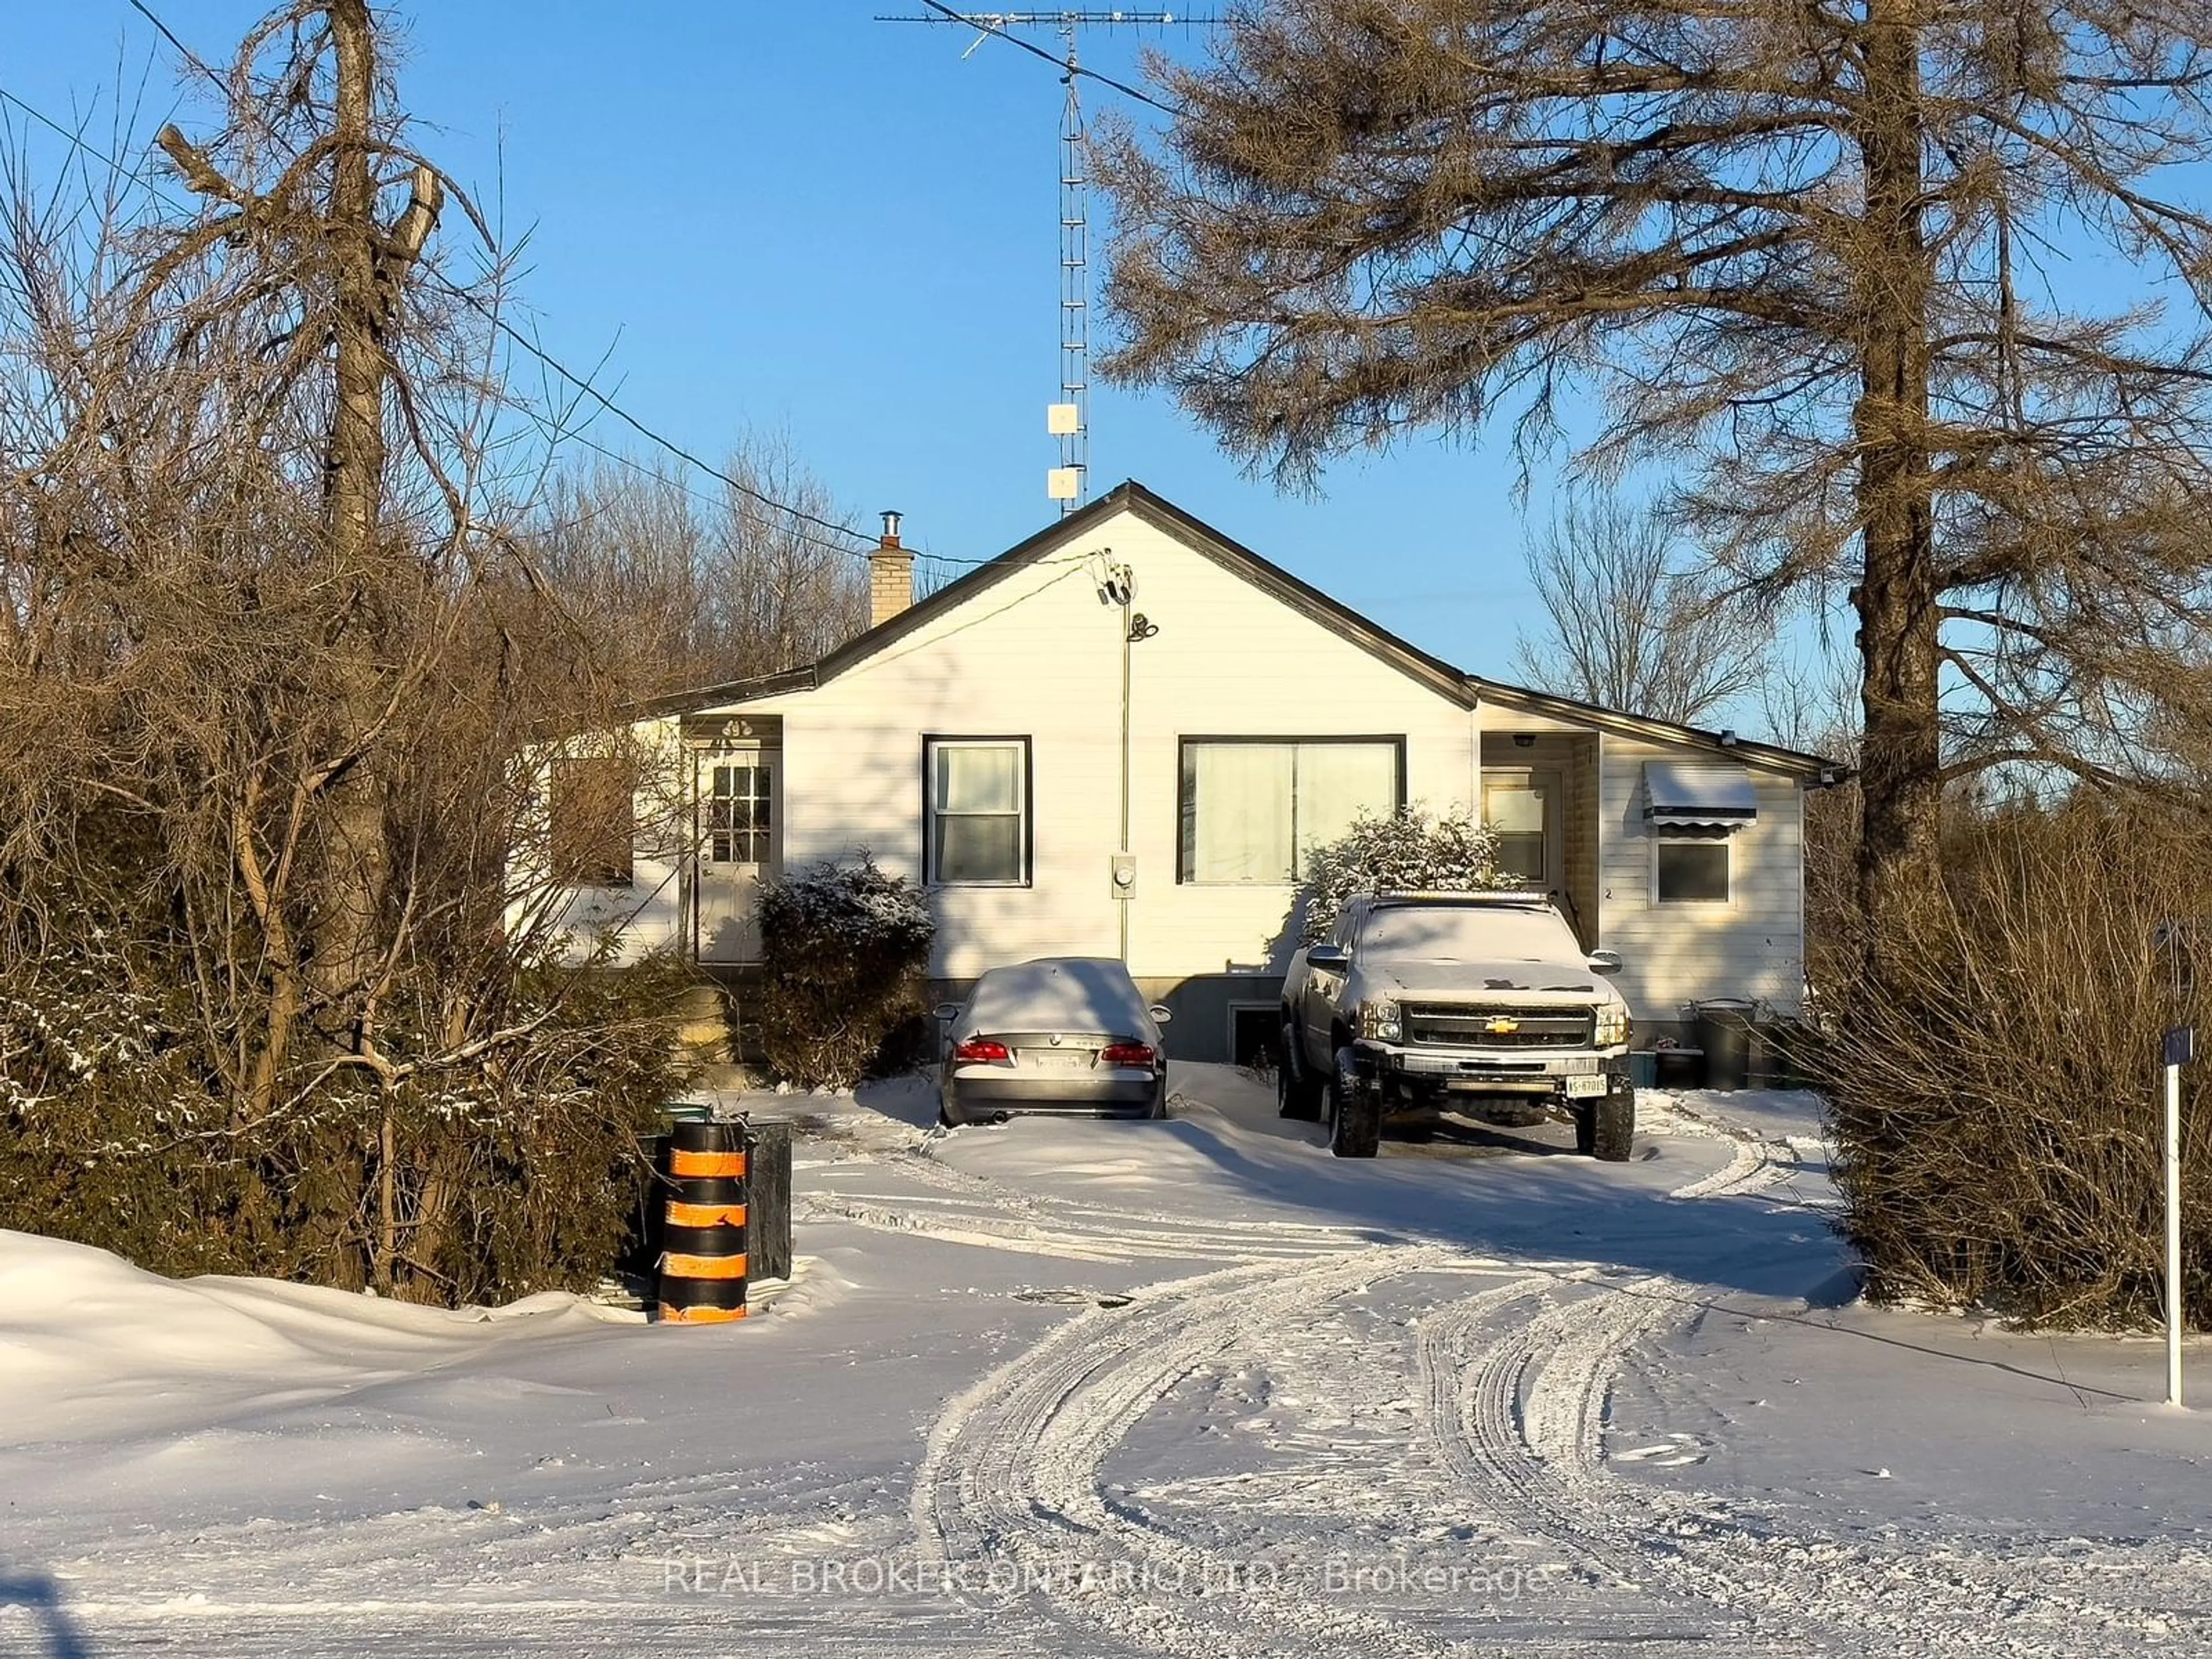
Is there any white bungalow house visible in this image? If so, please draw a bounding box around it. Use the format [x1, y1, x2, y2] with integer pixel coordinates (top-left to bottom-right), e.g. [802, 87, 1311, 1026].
[539, 481, 1841, 1062]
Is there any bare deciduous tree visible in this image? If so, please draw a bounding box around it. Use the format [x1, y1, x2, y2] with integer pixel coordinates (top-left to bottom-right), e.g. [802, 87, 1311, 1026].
[0, 4, 683, 1301]
[1510, 491, 1764, 726]
[1098, 0, 2212, 944]
[529, 437, 869, 698]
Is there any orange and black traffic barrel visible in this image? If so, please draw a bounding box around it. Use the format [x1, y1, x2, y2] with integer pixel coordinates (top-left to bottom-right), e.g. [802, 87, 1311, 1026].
[658, 1119, 748, 1323]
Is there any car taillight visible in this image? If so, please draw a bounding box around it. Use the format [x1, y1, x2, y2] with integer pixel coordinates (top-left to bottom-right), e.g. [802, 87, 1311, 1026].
[951, 1038, 1011, 1064]
[1097, 1041, 1157, 1067]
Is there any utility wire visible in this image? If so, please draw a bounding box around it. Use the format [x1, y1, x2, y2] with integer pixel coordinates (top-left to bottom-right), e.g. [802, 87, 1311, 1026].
[123, 0, 232, 102]
[457, 289, 906, 555]
[0, 85, 179, 199]
[3, 65, 1024, 581]
[906, 0, 1185, 116]
[96, 1, 918, 570]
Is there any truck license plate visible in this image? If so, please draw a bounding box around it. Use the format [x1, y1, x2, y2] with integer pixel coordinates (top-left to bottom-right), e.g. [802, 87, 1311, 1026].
[1564, 1074, 1607, 1099]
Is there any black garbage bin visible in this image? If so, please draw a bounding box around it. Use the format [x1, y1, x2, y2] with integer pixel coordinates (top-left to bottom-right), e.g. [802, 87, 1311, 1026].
[744, 1117, 794, 1285]
[1693, 999, 1756, 1091]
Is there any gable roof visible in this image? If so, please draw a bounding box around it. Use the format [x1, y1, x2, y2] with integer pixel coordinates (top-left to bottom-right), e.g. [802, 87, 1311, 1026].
[650, 480, 1840, 778]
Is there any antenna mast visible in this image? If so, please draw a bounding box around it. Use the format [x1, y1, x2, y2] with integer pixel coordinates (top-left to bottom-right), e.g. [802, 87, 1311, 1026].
[878, 10, 1212, 514]
[1055, 20, 1088, 515]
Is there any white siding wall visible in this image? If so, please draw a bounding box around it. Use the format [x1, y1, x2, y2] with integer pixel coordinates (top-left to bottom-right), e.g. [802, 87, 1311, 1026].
[649, 505, 1482, 979]
[1595, 734, 1806, 1022]
[529, 716, 692, 965]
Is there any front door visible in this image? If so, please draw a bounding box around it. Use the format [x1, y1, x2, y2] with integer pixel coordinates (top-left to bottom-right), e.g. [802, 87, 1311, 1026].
[696, 749, 778, 965]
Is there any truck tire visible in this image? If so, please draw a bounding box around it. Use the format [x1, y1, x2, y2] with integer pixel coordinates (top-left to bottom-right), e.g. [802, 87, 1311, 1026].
[1277, 1018, 1323, 1120]
[1577, 1088, 1635, 1162]
[1328, 1046, 1381, 1158]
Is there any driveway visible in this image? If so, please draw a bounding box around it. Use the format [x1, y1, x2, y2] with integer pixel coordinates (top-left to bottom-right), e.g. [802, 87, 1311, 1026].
[3, 1067, 2208, 1656]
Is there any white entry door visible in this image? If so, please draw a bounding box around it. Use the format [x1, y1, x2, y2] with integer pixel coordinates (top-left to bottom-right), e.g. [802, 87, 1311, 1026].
[697, 750, 778, 965]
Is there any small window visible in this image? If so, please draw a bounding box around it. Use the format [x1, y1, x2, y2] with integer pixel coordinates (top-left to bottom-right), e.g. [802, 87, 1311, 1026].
[1179, 738, 1403, 884]
[550, 756, 634, 887]
[1656, 835, 1730, 903]
[926, 738, 1029, 885]
[707, 763, 771, 865]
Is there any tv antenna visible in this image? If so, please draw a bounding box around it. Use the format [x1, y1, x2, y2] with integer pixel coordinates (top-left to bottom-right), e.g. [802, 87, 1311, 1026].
[877, 9, 1215, 514]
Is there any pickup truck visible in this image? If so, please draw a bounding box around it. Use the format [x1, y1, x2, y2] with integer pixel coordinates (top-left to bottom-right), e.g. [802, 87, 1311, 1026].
[1277, 891, 1635, 1160]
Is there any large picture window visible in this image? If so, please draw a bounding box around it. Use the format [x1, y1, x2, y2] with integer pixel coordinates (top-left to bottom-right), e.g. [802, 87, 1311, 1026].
[1179, 738, 1404, 884]
[925, 737, 1030, 885]
[550, 756, 635, 887]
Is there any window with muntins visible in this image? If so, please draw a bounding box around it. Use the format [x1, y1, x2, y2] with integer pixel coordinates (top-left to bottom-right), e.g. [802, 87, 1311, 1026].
[707, 763, 771, 865]
[1179, 738, 1403, 884]
[926, 738, 1029, 885]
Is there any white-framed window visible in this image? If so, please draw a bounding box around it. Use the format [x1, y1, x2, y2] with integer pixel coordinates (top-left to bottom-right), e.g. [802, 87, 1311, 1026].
[706, 762, 771, 865]
[1654, 830, 1732, 904]
[1482, 771, 1558, 889]
[1177, 737, 1404, 884]
[925, 737, 1030, 885]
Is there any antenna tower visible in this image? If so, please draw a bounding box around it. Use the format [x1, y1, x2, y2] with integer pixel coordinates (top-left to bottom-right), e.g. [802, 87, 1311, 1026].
[878, 10, 1213, 514]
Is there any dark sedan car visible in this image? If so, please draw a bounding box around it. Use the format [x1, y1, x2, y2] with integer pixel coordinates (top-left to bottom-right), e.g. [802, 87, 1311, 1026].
[938, 957, 1172, 1127]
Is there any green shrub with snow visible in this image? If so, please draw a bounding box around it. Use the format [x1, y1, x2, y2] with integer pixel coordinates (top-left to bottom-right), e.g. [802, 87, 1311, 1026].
[1297, 806, 1521, 944]
[0, 921, 687, 1299]
[754, 857, 936, 1089]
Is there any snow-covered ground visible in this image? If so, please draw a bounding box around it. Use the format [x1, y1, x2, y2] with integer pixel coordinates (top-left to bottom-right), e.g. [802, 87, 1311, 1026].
[5, 1067, 2211, 1657]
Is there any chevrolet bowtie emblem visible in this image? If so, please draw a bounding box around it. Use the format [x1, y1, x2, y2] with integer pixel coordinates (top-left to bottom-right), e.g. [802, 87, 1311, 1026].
[1486, 1016, 1521, 1035]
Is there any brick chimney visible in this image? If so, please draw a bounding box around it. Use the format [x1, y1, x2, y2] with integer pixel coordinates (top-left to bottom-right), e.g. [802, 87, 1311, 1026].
[869, 510, 914, 628]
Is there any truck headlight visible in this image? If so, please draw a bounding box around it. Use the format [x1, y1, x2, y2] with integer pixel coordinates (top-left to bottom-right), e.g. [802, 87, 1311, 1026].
[1594, 1005, 1631, 1047]
[1358, 1000, 1402, 1043]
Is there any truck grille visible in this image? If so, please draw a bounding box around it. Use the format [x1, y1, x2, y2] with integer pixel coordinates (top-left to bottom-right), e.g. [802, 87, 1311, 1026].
[1404, 1005, 1593, 1050]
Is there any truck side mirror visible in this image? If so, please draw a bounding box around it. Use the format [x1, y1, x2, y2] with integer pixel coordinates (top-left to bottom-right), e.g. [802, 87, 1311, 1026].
[1585, 950, 1623, 975]
[1306, 944, 1351, 971]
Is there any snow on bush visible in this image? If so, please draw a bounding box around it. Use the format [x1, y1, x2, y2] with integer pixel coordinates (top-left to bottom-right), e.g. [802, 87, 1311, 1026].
[1297, 806, 1520, 943]
[755, 857, 935, 1089]
[0, 930, 687, 1298]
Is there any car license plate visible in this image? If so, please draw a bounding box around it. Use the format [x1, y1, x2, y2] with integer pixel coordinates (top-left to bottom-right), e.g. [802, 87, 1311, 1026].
[1564, 1074, 1608, 1098]
[1025, 1048, 1093, 1070]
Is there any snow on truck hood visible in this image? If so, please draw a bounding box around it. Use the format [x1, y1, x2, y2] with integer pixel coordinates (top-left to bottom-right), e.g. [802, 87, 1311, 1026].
[1355, 957, 1618, 1003]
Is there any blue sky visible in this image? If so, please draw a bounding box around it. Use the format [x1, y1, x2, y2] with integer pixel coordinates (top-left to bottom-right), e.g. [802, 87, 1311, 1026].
[9, 4, 1750, 693]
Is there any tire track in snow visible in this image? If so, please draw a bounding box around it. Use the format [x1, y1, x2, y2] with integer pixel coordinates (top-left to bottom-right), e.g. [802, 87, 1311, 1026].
[802, 1139, 1403, 1264]
[1416, 1275, 2206, 1656]
[1666, 1128, 1799, 1201]
[914, 1246, 1530, 1659]
[1416, 1270, 1734, 1634]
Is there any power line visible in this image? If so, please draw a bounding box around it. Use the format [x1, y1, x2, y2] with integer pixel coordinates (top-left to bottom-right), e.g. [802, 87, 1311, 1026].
[458, 290, 899, 555]
[0, 69, 1012, 581]
[88, 0, 918, 571]
[123, 0, 232, 103]
[0, 85, 178, 199]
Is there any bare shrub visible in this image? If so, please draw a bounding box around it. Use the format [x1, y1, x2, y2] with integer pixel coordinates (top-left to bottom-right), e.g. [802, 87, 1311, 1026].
[1825, 800, 2212, 1327]
[754, 859, 935, 1089]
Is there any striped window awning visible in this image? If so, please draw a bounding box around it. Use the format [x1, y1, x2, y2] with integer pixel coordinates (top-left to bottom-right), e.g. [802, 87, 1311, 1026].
[1643, 762, 1757, 829]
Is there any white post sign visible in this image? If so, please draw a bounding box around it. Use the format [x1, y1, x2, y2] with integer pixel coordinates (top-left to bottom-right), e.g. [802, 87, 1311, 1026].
[2164, 1024, 2194, 1408]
